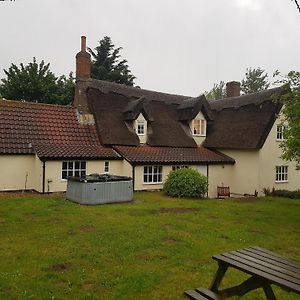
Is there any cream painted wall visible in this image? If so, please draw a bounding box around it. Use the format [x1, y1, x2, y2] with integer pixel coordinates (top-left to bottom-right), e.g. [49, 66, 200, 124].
[259, 117, 300, 193]
[0, 155, 38, 191]
[44, 159, 132, 193]
[218, 150, 260, 196]
[135, 114, 147, 144]
[190, 111, 207, 146]
[208, 164, 234, 198]
[133, 164, 208, 191]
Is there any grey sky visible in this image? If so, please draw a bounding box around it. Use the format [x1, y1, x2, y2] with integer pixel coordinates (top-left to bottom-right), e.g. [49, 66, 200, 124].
[0, 0, 299, 96]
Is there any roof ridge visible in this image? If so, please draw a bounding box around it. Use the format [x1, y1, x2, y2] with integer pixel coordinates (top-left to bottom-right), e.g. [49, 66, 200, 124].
[0, 98, 74, 109]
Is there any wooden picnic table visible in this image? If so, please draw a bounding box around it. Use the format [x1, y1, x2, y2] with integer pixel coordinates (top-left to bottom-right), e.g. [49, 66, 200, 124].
[185, 246, 300, 299]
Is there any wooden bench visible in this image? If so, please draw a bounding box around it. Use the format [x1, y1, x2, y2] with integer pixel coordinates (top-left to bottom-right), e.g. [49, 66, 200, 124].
[185, 288, 221, 299]
[185, 246, 300, 299]
[217, 186, 230, 199]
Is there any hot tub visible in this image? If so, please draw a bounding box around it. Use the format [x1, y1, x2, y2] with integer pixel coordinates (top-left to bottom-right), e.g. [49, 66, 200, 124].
[66, 174, 133, 205]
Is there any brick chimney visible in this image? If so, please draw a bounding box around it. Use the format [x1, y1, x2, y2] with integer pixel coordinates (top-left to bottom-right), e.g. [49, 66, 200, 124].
[73, 36, 94, 124]
[226, 81, 241, 98]
[76, 36, 91, 79]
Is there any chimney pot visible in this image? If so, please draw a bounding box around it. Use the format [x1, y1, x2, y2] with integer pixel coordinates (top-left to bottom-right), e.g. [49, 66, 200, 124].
[81, 36, 87, 52]
[226, 81, 241, 98]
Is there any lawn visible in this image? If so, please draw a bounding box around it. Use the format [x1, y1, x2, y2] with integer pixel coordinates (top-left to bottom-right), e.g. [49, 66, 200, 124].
[0, 192, 299, 300]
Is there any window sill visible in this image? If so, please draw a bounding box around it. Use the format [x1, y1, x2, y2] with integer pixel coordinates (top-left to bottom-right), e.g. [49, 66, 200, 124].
[275, 180, 288, 183]
[276, 139, 284, 142]
[193, 134, 206, 137]
[143, 182, 163, 185]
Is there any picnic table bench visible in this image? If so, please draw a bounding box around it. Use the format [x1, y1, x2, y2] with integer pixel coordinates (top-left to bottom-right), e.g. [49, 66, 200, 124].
[185, 246, 300, 299]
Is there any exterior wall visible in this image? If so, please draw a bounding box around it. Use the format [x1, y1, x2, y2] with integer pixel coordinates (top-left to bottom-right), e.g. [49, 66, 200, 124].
[0, 155, 39, 191]
[259, 117, 300, 193]
[133, 164, 208, 191]
[44, 159, 131, 193]
[135, 114, 147, 144]
[208, 164, 234, 198]
[218, 150, 260, 196]
[190, 111, 207, 146]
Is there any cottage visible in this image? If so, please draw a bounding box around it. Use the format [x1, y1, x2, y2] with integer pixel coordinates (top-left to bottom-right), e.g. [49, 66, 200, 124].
[0, 36, 298, 196]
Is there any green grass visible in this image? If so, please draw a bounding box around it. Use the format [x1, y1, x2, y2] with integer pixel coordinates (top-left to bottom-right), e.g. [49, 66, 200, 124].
[0, 192, 299, 300]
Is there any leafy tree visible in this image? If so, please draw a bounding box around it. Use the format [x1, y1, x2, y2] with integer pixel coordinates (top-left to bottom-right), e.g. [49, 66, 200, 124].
[88, 36, 136, 86]
[205, 81, 226, 100]
[241, 67, 270, 94]
[274, 71, 300, 169]
[0, 58, 74, 105]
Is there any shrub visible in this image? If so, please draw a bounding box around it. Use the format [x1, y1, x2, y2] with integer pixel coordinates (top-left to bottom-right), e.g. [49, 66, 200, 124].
[163, 168, 208, 198]
[263, 188, 300, 199]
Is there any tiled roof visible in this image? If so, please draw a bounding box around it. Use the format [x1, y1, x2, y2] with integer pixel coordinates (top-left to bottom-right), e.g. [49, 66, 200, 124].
[34, 144, 120, 160]
[0, 99, 119, 159]
[114, 145, 235, 164]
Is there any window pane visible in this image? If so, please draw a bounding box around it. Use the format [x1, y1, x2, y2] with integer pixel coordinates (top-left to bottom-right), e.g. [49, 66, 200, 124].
[62, 171, 67, 179]
[75, 161, 80, 169]
[81, 161, 86, 169]
[75, 171, 80, 177]
[68, 170, 73, 177]
[68, 161, 73, 169]
[62, 161, 67, 170]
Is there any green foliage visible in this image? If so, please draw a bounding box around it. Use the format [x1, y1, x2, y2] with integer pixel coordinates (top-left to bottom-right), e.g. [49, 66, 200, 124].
[264, 188, 300, 199]
[88, 36, 136, 86]
[163, 168, 208, 198]
[273, 71, 300, 169]
[0, 58, 74, 105]
[241, 67, 270, 94]
[205, 81, 226, 100]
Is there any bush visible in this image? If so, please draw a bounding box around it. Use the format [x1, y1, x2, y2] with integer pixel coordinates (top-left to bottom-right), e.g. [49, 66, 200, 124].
[263, 188, 300, 199]
[163, 168, 208, 198]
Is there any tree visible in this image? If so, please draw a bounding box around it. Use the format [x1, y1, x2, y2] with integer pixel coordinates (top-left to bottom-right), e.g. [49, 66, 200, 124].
[205, 81, 226, 100]
[274, 71, 300, 169]
[293, 0, 300, 12]
[88, 36, 136, 86]
[0, 58, 74, 105]
[241, 67, 270, 94]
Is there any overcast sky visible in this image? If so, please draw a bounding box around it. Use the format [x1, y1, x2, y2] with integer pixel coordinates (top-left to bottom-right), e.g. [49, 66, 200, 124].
[0, 0, 299, 96]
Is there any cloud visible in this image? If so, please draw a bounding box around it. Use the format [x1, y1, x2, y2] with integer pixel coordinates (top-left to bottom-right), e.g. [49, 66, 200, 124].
[235, 0, 262, 10]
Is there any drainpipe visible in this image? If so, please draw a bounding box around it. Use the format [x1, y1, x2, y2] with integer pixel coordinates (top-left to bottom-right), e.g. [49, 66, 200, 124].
[206, 164, 209, 198]
[42, 160, 46, 194]
[132, 165, 135, 191]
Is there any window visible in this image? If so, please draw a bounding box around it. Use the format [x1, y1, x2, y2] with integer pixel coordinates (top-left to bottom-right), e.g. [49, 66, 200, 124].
[275, 166, 288, 182]
[172, 165, 188, 171]
[192, 119, 206, 136]
[136, 120, 145, 135]
[104, 161, 110, 173]
[276, 125, 286, 141]
[143, 165, 163, 184]
[62, 161, 86, 179]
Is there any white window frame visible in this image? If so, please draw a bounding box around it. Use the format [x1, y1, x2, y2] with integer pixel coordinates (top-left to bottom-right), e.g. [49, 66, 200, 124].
[136, 120, 146, 135]
[143, 165, 163, 184]
[192, 119, 206, 136]
[61, 161, 86, 180]
[104, 161, 110, 174]
[275, 165, 288, 183]
[276, 125, 286, 141]
[172, 165, 188, 171]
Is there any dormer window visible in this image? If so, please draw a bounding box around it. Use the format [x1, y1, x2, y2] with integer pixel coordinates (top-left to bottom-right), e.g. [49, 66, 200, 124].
[136, 120, 146, 135]
[192, 119, 206, 136]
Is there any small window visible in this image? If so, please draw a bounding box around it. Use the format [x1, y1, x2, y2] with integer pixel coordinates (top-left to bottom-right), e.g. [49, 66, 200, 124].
[276, 125, 286, 141]
[143, 165, 162, 184]
[172, 165, 188, 171]
[104, 161, 110, 174]
[275, 166, 288, 182]
[136, 120, 145, 135]
[62, 161, 86, 179]
[192, 119, 206, 136]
